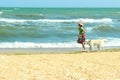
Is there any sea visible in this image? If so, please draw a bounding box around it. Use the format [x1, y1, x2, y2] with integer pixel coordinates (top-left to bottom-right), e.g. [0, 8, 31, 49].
[0, 7, 120, 48]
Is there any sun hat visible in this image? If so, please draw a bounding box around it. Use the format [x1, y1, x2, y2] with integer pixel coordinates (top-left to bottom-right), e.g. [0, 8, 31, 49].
[78, 22, 83, 26]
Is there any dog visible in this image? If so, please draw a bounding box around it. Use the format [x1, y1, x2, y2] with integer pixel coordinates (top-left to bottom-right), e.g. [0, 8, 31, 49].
[86, 39, 107, 51]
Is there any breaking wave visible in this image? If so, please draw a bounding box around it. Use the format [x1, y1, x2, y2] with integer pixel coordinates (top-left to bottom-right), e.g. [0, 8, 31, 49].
[0, 39, 119, 48]
[0, 18, 113, 23]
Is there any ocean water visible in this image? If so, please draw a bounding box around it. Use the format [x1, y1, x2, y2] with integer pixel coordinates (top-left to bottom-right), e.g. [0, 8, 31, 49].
[0, 7, 120, 48]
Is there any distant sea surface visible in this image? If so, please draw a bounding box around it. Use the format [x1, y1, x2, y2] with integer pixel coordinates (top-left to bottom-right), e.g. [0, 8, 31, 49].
[0, 8, 120, 48]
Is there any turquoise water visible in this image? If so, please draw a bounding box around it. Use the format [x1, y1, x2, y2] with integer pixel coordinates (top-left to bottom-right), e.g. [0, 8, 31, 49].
[0, 8, 120, 48]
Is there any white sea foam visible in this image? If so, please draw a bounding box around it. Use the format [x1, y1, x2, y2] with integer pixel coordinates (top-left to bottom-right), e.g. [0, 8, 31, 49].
[104, 38, 120, 47]
[0, 38, 119, 48]
[0, 18, 113, 23]
[0, 42, 80, 48]
[0, 18, 27, 23]
[0, 11, 3, 14]
[36, 18, 113, 23]
[80, 18, 113, 23]
[39, 14, 43, 16]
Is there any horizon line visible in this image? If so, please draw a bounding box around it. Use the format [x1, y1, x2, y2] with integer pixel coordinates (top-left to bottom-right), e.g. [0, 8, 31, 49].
[0, 6, 120, 8]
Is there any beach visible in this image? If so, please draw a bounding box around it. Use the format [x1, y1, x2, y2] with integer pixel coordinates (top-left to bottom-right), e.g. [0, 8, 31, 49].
[0, 7, 120, 80]
[0, 48, 120, 80]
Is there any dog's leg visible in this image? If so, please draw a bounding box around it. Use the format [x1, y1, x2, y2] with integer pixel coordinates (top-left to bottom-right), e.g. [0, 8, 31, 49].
[101, 45, 104, 50]
[88, 40, 92, 51]
[97, 45, 101, 50]
[89, 44, 93, 51]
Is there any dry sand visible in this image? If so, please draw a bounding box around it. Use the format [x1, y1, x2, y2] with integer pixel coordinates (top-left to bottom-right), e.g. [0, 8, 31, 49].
[0, 48, 120, 80]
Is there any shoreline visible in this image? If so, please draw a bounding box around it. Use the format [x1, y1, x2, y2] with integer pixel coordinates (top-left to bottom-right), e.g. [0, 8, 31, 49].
[0, 46, 120, 54]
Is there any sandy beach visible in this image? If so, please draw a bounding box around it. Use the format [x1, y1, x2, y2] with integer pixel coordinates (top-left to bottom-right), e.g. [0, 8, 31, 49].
[0, 48, 120, 80]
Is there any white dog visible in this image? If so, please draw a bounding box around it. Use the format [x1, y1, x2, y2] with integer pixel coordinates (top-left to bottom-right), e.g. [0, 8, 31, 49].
[86, 39, 107, 51]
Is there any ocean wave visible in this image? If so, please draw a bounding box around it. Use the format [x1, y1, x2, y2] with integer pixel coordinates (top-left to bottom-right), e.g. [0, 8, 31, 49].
[15, 14, 44, 18]
[0, 18, 113, 23]
[1, 9, 13, 12]
[0, 26, 43, 38]
[80, 18, 113, 23]
[0, 39, 120, 48]
[0, 42, 80, 48]
[92, 25, 120, 33]
[36, 18, 113, 23]
[0, 18, 26, 23]
[117, 12, 120, 13]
